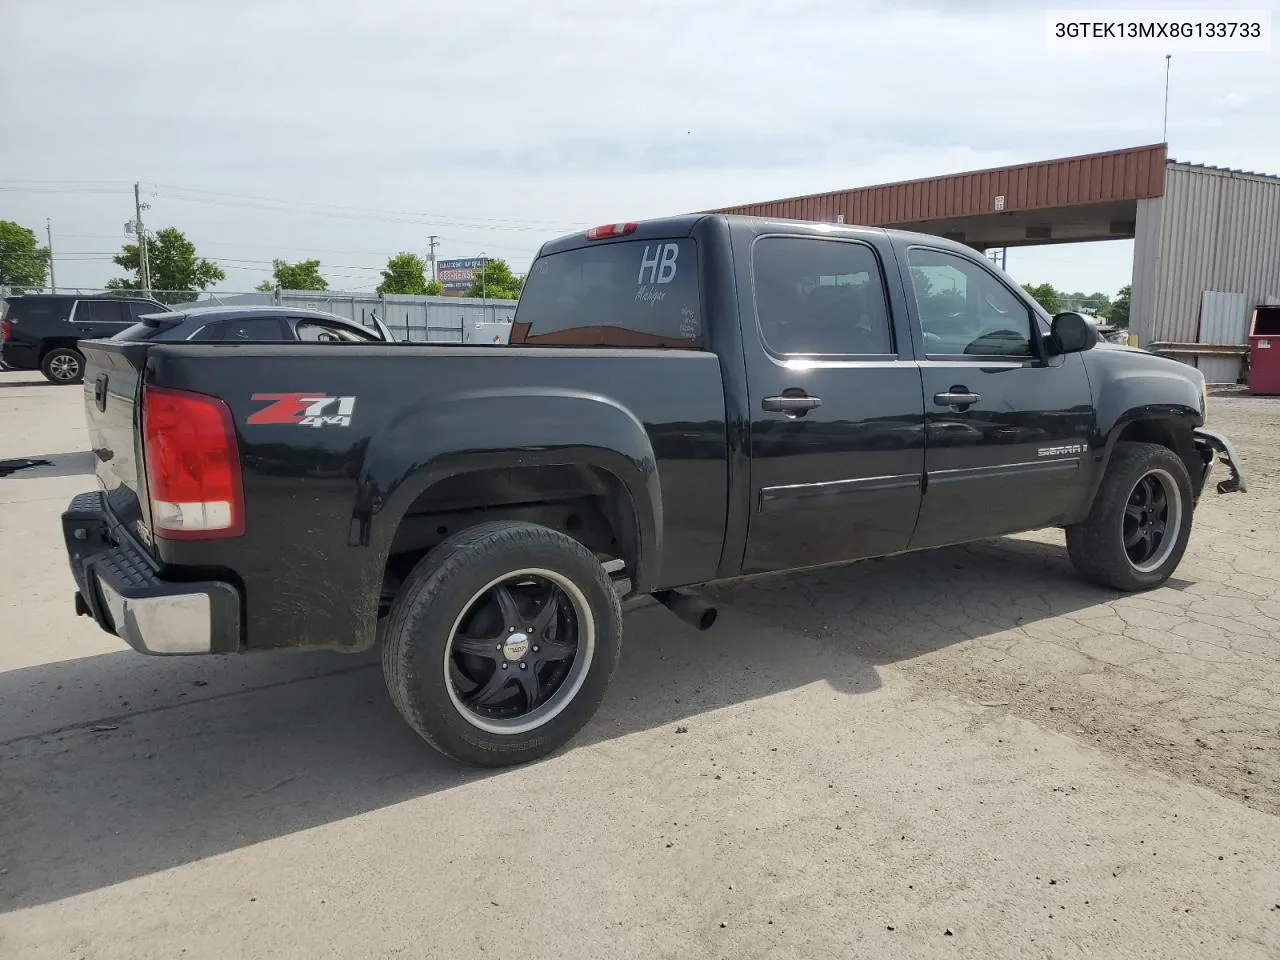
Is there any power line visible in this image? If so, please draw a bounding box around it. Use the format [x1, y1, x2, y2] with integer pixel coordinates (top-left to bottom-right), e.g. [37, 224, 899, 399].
[147, 182, 586, 228]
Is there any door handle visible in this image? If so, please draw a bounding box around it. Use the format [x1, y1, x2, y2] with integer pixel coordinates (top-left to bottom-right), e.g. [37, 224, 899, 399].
[933, 389, 981, 408]
[94, 374, 108, 411]
[762, 394, 823, 416]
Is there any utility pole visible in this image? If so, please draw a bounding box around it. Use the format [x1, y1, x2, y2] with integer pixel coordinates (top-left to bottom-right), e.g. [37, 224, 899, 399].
[45, 218, 56, 292]
[427, 235, 439, 283]
[1162, 54, 1172, 143]
[134, 182, 152, 297]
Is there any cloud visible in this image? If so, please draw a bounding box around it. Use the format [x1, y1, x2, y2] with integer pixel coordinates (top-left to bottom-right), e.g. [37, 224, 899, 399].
[1, 0, 1274, 295]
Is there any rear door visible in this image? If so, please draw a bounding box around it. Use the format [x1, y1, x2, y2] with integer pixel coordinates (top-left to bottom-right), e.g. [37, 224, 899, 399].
[73, 299, 132, 339]
[896, 242, 1095, 548]
[733, 226, 926, 575]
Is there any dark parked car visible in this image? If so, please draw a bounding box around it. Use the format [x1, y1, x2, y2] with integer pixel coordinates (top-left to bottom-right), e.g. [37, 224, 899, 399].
[62, 215, 1245, 767]
[113, 305, 394, 346]
[1, 293, 168, 384]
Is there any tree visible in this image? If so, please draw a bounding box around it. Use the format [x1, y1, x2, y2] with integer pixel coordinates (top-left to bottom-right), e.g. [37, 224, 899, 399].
[1059, 290, 1112, 315]
[108, 227, 225, 304]
[1022, 282, 1061, 315]
[0, 220, 50, 290]
[466, 258, 523, 300]
[377, 252, 436, 295]
[1109, 284, 1131, 328]
[256, 258, 328, 292]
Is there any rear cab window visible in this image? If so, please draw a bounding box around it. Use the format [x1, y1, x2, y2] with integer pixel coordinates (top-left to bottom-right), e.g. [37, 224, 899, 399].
[510, 238, 702, 348]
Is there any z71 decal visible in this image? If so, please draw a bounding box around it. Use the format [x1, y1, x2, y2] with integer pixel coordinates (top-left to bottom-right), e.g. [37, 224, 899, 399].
[248, 393, 357, 428]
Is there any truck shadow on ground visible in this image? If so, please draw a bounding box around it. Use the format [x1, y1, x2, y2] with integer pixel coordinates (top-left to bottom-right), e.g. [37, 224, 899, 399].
[0, 378, 53, 389]
[0, 535, 1140, 913]
[0, 450, 94, 479]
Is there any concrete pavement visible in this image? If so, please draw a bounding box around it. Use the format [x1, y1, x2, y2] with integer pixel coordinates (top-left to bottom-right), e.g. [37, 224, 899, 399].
[1, 369, 1277, 959]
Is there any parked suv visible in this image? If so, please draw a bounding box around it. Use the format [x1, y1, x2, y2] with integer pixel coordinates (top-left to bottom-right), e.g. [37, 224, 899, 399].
[0, 293, 168, 384]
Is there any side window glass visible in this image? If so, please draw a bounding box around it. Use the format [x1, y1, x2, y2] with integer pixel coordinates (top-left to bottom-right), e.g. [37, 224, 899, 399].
[128, 302, 161, 321]
[80, 300, 128, 324]
[191, 322, 225, 341]
[296, 321, 368, 342]
[907, 249, 1034, 357]
[221, 318, 283, 341]
[752, 237, 894, 356]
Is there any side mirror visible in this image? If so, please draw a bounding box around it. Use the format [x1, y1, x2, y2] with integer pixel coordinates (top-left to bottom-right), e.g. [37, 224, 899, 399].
[1051, 312, 1096, 354]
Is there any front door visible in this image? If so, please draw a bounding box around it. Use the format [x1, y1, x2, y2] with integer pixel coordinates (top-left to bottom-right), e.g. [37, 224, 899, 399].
[896, 244, 1095, 550]
[736, 229, 926, 575]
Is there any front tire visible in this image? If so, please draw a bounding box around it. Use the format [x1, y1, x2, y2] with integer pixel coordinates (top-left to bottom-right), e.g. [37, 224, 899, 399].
[1067, 441, 1195, 591]
[382, 521, 622, 766]
[41, 347, 85, 385]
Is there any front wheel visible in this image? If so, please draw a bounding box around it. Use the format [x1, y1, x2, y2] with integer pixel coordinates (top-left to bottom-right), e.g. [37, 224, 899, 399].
[382, 521, 622, 766]
[1067, 441, 1195, 591]
[41, 347, 85, 385]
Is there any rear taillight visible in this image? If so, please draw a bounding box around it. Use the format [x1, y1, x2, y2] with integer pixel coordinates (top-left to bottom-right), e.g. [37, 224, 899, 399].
[585, 222, 638, 240]
[1, 320, 11, 341]
[143, 385, 245, 539]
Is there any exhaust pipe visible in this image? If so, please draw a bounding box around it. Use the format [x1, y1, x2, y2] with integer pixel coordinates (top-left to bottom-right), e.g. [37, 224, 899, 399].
[653, 590, 718, 631]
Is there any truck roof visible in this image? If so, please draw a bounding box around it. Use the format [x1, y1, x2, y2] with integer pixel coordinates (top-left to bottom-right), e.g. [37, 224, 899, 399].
[537, 214, 992, 260]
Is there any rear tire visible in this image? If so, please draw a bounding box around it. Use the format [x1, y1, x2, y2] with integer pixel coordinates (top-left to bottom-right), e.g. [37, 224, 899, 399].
[382, 521, 622, 766]
[1067, 441, 1194, 591]
[41, 347, 85, 385]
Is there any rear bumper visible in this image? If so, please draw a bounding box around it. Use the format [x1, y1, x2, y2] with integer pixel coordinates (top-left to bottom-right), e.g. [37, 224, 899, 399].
[1, 342, 37, 370]
[1194, 428, 1246, 495]
[62, 491, 242, 655]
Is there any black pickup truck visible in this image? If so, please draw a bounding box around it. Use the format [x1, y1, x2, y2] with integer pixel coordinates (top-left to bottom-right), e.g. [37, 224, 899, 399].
[62, 215, 1245, 766]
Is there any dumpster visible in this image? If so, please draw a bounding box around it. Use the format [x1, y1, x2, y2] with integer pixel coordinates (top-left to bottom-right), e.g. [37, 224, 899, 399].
[1248, 306, 1280, 396]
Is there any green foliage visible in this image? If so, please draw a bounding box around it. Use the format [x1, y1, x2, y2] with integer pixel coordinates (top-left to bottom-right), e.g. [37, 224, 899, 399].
[1022, 282, 1061, 315]
[1109, 284, 1131, 328]
[0, 220, 50, 290]
[377, 252, 430, 295]
[425, 278, 445, 296]
[465, 258, 524, 300]
[256, 258, 328, 292]
[1059, 290, 1112, 315]
[108, 227, 226, 304]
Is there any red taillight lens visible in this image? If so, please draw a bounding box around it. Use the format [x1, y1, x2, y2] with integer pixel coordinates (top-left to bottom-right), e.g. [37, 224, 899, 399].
[585, 222, 638, 240]
[1, 320, 11, 341]
[143, 385, 244, 539]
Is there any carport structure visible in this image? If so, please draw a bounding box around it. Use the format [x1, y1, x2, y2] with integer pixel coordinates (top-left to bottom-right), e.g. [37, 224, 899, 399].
[710, 143, 1280, 382]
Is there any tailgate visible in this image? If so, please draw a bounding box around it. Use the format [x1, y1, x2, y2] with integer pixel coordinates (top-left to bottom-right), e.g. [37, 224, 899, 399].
[81, 339, 155, 553]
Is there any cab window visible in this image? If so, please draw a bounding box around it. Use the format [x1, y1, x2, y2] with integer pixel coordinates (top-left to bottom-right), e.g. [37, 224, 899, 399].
[906, 249, 1036, 358]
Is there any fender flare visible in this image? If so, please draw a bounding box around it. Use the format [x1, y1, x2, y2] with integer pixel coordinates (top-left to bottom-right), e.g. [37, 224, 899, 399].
[1077, 404, 1201, 520]
[355, 386, 662, 592]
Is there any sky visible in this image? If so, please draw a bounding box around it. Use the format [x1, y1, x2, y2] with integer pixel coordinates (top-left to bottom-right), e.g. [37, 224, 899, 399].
[1, 0, 1276, 296]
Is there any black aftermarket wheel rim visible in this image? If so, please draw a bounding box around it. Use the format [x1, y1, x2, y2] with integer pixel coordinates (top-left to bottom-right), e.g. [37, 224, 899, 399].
[1123, 468, 1183, 574]
[445, 568, 595, 735]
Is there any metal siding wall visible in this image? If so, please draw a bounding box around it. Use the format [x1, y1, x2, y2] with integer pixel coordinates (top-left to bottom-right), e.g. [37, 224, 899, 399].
[1130, 197, 1163, 345]
[1198, 292, 1250, 344]
[1151, 166, 1220, 343]
[1196, 356, 1241, 384]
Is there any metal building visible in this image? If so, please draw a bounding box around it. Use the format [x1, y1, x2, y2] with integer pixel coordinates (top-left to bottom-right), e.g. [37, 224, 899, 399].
[709, 144, 1280, 382]
[1132, 162, 1280, 382]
